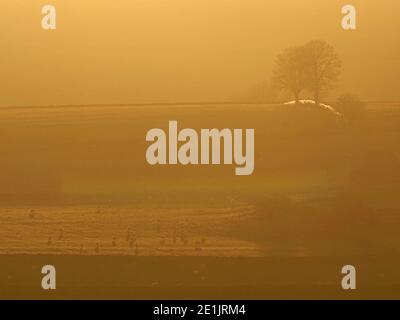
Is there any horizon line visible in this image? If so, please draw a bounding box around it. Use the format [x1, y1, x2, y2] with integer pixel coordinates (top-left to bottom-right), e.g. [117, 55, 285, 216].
[0, 100, 398, 111]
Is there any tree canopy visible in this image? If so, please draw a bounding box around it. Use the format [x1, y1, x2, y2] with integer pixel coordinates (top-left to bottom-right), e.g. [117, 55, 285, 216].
[272, 40, 341, 105]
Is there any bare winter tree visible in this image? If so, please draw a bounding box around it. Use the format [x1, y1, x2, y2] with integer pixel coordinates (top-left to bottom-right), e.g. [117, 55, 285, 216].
[304, 40, 341, 105]
[272, 46, 310, 104]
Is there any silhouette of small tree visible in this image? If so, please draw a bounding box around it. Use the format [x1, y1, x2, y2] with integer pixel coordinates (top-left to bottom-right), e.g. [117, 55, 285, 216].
[272, 46, 310, 104]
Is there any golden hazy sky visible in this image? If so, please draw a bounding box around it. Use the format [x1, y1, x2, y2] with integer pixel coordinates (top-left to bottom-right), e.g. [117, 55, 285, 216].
[0, 0, 399, 106]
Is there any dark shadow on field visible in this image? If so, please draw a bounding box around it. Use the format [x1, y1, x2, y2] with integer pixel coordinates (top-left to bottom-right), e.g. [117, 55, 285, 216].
[1, 255, 400, 299]
[224, 106, 400, 258]
[238, 184, 400, 258]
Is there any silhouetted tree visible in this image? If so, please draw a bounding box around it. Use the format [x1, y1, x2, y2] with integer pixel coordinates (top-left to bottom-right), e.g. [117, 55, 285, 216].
[272, 46, 309, 103]
[304, 40, 341, 105]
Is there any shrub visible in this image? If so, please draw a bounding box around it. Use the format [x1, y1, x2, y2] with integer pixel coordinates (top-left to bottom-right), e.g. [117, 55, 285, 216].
[335, 94, 366, 123]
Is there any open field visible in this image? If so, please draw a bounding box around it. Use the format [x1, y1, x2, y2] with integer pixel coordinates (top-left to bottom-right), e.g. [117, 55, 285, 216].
[0, 204, 260, 257]
[2, 255, 400, 299]
[0, 102, 400, 254]
[0, 103, 400, 298]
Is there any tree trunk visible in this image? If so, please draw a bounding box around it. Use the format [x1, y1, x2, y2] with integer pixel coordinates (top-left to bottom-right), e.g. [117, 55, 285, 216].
[314, 89, 320, 106]
[294, 92, 299, 105]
